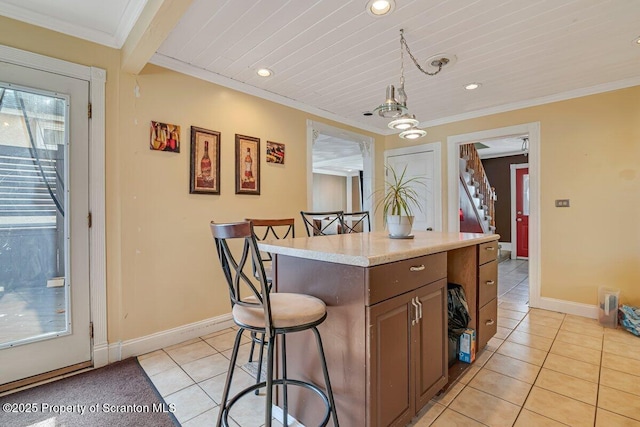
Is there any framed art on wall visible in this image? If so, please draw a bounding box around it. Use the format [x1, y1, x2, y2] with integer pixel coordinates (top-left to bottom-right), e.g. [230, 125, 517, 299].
[235, 134, 260, 195]
[266, 141, 285, 164]
[190, 126, 220, 194]
[150, 121, 180, 152]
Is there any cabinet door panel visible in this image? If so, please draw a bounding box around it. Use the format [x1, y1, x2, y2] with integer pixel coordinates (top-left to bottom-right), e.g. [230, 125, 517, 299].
[368, 292, 415, 427]
[414, 279, 448, 409]
[478, 298, 498, 350]
[478, 260, 498, 308]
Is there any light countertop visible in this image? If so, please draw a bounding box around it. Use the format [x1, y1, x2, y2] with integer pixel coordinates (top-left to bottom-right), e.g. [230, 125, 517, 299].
[258, 231, 499, 267]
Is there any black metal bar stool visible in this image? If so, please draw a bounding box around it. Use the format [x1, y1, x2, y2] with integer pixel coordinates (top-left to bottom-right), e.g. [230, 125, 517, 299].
[244, 218, 295, 390]
[210, 221, 339, 427]
[342, 211, 371, 233]
[300, 210, 345, 236]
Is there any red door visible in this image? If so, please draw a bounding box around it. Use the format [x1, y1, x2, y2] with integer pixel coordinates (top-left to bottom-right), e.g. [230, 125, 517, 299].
[515, 167, 529, 258]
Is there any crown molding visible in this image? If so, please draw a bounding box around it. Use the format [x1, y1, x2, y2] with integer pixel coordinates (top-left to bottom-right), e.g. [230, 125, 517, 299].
[0, 0, 148, 49]
[149, 53, 384, 135]
[150, 53, 640, 136]
[113, 0, 149, 48]
[418, 76, 640, 129]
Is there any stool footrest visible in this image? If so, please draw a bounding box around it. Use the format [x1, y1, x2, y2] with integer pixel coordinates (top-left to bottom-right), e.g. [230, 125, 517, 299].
[220, 378, 332, 427]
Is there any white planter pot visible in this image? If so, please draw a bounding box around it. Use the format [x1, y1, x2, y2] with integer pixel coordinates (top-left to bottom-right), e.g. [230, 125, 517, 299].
[387, 215, 414, 237]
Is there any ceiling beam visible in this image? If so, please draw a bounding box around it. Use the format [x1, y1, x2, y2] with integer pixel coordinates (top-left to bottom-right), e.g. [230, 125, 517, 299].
[121, 0, 193, 75]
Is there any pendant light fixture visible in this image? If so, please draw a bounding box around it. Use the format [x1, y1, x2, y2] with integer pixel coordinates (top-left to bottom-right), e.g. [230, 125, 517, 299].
[373, 29, 451, 139]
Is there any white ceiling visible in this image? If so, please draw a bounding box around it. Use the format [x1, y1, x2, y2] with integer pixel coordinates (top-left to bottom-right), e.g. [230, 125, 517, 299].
[313, 134, 364, 176]
[0, 0, 147, 48]
[0, 0, 640, 134]
[2, 0, 639, 148]
[154, 0, 640, 134]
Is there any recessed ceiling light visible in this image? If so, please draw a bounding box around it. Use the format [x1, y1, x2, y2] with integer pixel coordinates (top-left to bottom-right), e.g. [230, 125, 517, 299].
[634, 36, 640, 45]
[256, 68, 273, 77]
[366, 0, 395, 17]
[464, 82, 482, 90]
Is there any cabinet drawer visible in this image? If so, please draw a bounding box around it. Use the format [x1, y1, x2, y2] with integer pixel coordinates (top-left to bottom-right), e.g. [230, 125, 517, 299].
[477, 298, 498, 350]
[366, 252, 447, 306]
[478, 261, 497, 308]
[479, 241, 499, 265]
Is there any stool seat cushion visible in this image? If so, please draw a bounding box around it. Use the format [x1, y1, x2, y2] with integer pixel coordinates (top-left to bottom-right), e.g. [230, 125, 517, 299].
[234, 293, 326, 329]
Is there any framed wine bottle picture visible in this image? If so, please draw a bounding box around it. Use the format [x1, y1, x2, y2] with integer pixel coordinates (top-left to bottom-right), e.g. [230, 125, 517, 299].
[235, 134, 260, 195]
[190, 126, 221, 194]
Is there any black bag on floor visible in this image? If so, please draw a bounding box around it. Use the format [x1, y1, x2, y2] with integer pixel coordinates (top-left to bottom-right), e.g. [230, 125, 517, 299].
[447, 283, 471, 341]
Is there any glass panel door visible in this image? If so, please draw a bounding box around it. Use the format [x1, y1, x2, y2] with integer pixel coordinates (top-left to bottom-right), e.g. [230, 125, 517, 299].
[0, 87, 68, 348]
[0, 60, 90, 387]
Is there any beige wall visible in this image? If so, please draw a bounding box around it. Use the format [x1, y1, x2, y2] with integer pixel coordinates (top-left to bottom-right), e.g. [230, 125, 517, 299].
[312, 173, 347, 211]
[117, 65, 384, 340]
[387, 86, 640, 306]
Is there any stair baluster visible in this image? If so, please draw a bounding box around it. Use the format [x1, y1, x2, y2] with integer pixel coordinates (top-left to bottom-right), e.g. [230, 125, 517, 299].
[459, 144, 496, 233]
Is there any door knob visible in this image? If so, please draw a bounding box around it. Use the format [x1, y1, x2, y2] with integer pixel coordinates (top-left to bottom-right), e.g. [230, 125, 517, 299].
[517, 218, 522, 222]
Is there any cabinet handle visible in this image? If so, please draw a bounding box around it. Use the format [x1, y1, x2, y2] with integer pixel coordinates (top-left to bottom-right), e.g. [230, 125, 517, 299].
[485, 319, 495, 326]
[417, 299, 423, 320]
[486, 280, 495, 285]
[410, 265, 425, 272]
[485, 246, 496, 251]
[411, 298, 419, 325]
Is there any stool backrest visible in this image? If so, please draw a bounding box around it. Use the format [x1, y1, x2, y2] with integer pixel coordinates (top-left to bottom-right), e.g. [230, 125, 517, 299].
[342, 211, 371, 233]
[300, 210, 345, 236]
[210, 221, 274, 331]
[246, 218, 295, 262]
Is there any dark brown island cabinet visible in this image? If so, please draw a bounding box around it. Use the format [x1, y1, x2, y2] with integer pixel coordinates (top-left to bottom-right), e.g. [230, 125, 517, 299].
[261, 231, 499, 427]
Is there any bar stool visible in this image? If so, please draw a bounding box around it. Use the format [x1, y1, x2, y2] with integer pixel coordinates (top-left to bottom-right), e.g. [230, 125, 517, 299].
[300, 210, 344, 236]
[244, 218, 295, 388]
[210, 221, 339, 427]
[342, 211, 371, 233]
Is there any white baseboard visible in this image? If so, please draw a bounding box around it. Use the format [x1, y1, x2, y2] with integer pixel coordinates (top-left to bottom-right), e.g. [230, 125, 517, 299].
[93, 343, 109, 368]
[107, 313, 234, 362]
[498, 242, 512, 252]
[530, 296, 598, 319]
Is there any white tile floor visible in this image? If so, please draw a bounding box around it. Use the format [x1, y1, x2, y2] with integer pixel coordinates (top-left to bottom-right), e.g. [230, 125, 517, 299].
[139, 259, 640, 426]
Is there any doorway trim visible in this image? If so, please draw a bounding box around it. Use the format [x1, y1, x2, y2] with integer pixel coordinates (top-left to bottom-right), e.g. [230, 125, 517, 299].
[384, 142, 443, 232]
[446, 122, 541, 308]
[307, 120, 375, 228]
[510, 163, 529, 260]
[0, 45, 108, 367]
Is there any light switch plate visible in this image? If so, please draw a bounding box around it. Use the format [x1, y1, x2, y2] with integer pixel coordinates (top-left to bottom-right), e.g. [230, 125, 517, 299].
[555, 199, 570, 207]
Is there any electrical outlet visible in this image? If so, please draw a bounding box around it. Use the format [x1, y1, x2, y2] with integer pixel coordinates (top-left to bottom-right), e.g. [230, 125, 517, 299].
[555, 199, 570, 207]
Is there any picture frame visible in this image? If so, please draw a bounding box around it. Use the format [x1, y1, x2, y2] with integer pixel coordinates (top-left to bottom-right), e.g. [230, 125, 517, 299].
[266, 141, 285, 164]
[235, 134, 260, 195]
[150, 121, 180, 152]
[190, 126, 221, 194]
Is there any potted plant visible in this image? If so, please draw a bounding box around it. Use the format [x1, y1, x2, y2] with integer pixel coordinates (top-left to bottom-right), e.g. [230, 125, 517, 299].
[374, 165, 425, 237]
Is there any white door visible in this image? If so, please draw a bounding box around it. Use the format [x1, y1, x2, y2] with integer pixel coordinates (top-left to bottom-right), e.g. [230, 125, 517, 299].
[385, 144, 441, 233]
[0, 61, 91, 386]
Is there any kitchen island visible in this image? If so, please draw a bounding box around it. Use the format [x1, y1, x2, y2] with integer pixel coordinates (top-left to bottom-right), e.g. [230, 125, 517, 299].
[259, 231, 499, 427]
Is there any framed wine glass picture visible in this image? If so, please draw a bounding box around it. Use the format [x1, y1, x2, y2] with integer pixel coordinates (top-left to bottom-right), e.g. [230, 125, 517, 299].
[235, 134, 260, 195]
[190, 126, 220, 194]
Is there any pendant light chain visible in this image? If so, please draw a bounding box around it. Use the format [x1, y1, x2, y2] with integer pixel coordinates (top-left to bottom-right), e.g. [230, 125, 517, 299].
[400, 32, 405, 86]
[400, 29, 444, 76]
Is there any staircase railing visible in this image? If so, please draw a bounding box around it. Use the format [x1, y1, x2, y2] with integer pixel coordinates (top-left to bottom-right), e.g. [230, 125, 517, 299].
[460, 144, 496, 232]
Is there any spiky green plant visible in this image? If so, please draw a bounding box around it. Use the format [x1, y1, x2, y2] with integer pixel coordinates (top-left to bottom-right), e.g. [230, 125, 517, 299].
[374, 165, 426, 225]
